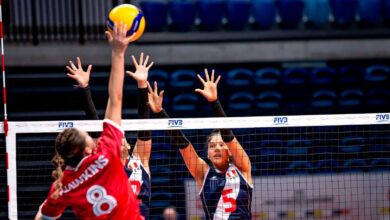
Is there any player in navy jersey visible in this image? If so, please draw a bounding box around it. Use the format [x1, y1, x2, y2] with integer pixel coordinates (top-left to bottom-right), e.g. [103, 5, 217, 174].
[147, 69, 253, 220]
[34, 22, 142, 220]
[64, 52, 153, 219]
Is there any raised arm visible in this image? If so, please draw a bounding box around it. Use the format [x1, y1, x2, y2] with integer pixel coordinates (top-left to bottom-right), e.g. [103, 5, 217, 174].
[196, 69, 252, 183]
[66, 57, 99, 120]
[104, 22, 133, 125]
[147, 81, 208, 188]
[126, 53, 154, 168]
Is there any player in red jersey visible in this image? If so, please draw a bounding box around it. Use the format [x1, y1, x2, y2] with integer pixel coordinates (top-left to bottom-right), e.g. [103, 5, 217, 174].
[34, 22, 142, 220]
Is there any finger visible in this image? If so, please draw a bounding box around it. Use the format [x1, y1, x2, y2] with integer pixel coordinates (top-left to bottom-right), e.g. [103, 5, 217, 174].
[113, 22, 118, 36]
[66, 73, 77, 79]
[77, 57, 82, 69]
[139, 53, 144, 66]
[146, 81, 153, 94]
[215, 75, 221, 85]
[69, 61, 77, 71]
[144, 55, 149, 66]
[204, 69, 210, 82]
[194, 88, 205, 96]
[211, 69, 215, 82]
[86, 65, 92, 73]
[66, 66, 76, 73]
[132, 55, 138, 66]
[105, 31, 113, 42]
[197, 74, 206, 84]
[146, 61, 154, 70]
[122, 23, 128, 37]
[126, 71, 135, 77]
[159, 90, 164, 99]
[154, 81, 158, 94]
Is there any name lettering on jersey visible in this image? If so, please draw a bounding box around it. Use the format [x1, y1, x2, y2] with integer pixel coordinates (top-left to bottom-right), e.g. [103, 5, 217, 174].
[376, 114, 390, 122]
[168, 119, 183, 128]
[58, 121, 74, 130]
[61, 155, 109, 195]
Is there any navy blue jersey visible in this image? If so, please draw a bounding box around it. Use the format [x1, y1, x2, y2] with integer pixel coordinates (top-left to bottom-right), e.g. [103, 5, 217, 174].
[200, 164, 253, 220]
[125, 155, 151, 220]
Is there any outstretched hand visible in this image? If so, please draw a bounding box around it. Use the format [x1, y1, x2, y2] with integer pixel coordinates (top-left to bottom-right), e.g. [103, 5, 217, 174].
[195, 69, 221, 102]
[105, 21, 135, 54]
[66, 57, 92, 88]
[126, 52, 154, 88]
[147, 81, 164, 113]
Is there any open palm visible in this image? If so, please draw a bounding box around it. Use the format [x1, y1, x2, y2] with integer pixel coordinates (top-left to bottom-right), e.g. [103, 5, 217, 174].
[147, 81, 164, 113]
[195, 69, 221, 102]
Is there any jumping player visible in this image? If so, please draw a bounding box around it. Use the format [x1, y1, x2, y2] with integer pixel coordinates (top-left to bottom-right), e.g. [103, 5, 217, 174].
[35, 22, 142, 220]
[65, 53, 153, 219]
[147, 69, 253, 220]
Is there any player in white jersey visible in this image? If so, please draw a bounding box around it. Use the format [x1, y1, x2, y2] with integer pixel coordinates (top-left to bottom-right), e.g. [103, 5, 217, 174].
[147, 69, 253, 220]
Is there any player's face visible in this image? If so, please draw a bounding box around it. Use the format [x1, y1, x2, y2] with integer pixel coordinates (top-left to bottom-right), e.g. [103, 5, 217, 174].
[80, 129, 96, 156]
[208, 134, 230, 169]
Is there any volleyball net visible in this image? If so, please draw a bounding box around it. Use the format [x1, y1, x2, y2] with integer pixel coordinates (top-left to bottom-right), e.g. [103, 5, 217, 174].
[2, 113, 390, 219]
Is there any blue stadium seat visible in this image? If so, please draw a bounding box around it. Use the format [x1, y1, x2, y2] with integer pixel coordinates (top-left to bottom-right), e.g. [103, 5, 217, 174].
[283, 90, 308, 111]
[329, 0, 358, 26]
[370, 158, 390, 171]
[339, 135, 365, 153]
[170, 0, 196, 31]
[358, 0, 383, 26]
[225, 68, 254, 87]
[150, 166, 172, 184]
[170, 69, 197, 88]
[226, 0, 251, 30]
[282, 68, 309, 85]
[342, 159, 366, 172]
[365, 88, 390, 107]
[256, 91, 282, 109]
[276, 0, 305, 28]
[251, 0, 276, 29]
[364, 65, 390, 83]
[149, 70, 169, 90]
[227, 92, 255, 111]
[255, 68, 281, 86]
[310, 67, 337, 85]
[198, 0, 225, 30]
[339, 89, 364, 107]
[385, 0, 390, 24]
[287, 161, 313, 175]
[305, 0, 330, 28]
[286, 138, 311, 155]
[140, 0, 168, 32]
[172, 93, 199, 112]
[259, 140, 285, 175]
[310, 89, 337, 108]
[315, 159, 340, 173]
[338, 65, 364, 85]
[368, 136, 390, 153]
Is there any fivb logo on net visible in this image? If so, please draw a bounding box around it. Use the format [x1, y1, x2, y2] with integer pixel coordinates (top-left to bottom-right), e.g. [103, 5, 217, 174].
[273, 116, 288, 125]
[58, 121, 74, 130]
[168, 119, 183, 128]
[376, 113, 390, 122]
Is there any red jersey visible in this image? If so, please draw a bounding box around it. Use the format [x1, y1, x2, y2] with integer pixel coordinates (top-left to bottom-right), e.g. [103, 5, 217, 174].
[41, 119, 142, 220]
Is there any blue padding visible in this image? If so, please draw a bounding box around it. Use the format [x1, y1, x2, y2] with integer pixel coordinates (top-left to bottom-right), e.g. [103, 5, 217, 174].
[226, 68, 254, 86]
[305, 0, 330, 27]
[310, 67, 336, 84]
[329, 0, 358, 25]
[359, 0, 383, 26]
[311, 89, 337, 108]
[365, 65, 390, 82]
[198, 0, 225, 30]
[255, 68, 281, 85]
[170, 0, 196, 31]
[140, 1, 168, 31]
[252, 0, 276, 28]
[226, 0, 251, 30]
[276, 0, 304, 28]
[339, 89, 364, 106]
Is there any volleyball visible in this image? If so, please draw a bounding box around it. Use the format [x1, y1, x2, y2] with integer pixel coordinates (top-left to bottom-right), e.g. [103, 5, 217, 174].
[106, 4, 146, 42]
